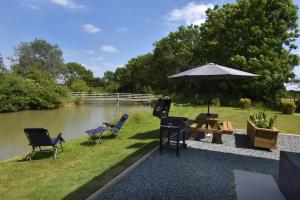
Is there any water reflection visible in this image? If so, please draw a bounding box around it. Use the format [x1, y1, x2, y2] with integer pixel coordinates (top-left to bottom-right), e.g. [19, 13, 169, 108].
[0, 103, 148, 161]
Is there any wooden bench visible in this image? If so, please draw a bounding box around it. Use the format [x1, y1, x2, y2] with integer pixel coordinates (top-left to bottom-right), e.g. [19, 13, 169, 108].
[234, 170, 285, 200]
[191, 121, 234, 144]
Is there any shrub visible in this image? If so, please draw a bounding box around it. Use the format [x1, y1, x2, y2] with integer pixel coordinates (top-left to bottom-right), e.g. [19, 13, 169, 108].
[0, 72, 70, 112]
[281, 100, 296, 114]
[70, 79, 89, 92]
[211, 98, 220, 106]
[239, 98, 251, 109]
[249, 111, 277, 129]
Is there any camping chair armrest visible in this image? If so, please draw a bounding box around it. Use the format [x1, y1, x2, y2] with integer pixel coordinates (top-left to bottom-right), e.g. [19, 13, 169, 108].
[103, 122, 115, 128]
[56, 132, 65, 143]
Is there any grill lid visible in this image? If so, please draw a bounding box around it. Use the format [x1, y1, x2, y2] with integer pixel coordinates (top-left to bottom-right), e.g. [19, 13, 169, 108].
[152, 98, 171, 119]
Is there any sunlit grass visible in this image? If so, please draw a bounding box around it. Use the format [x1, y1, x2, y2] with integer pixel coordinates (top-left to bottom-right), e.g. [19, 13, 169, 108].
[171, 105, 300, 134]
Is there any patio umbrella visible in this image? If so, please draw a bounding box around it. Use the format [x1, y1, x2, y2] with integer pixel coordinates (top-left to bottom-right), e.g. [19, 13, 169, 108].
[168, 63, 258, 115]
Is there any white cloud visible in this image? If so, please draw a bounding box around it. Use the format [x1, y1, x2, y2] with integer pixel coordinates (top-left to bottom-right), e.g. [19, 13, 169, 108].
[116, 27, 127, 32]
[50, 0, 85, 10]
[101, 45, 119, 54]
[22, 0, 44, 9]
[63, 48, 122, 76]
[81, 49, 95, 55]
[89, 56, 104, 62]
[83, 24, 101, 33]
[166, 2, 214, 26]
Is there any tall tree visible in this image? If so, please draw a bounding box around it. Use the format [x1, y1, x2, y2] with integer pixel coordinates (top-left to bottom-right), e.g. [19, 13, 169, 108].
[64, 62, 94, 86]
[199, 0, 299, 101]
[152, 26, 203, 91]
[10, 39, 64, 79]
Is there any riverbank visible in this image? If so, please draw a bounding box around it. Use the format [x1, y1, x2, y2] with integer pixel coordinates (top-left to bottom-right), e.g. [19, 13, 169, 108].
[0, 109, 159, 200]
[0, 105, 299, 200]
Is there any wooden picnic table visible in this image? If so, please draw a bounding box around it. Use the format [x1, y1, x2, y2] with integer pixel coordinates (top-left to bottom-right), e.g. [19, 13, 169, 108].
[190, 113, 234, 144]
[195, 113, 219, 128]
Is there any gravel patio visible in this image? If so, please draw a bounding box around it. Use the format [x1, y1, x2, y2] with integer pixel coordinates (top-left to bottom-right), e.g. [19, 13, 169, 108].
[97, 131, 300, 200]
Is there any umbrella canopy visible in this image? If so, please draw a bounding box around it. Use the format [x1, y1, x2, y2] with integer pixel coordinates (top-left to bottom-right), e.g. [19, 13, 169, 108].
[168, 63, 258, 115]
[168, 63, 257, 79]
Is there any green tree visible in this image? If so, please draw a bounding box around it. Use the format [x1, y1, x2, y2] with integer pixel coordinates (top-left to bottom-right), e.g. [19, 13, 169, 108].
[152, 26, 203, 91]
[64, 62, 94, 85]
[199, 0, 299, 101]
[70, 78, 89, 92]
[10, 39, 64, 79]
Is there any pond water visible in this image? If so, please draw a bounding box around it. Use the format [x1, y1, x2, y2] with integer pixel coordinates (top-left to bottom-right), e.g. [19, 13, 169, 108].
[0, 103, 148, 161]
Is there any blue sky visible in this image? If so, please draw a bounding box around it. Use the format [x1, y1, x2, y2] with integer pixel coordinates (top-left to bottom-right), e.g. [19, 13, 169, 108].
[0, 0, 299, 78]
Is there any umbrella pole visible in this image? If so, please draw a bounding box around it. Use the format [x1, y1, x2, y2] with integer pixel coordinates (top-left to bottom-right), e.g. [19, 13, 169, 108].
[208, 96, 210, 115]
[207, 78, 213, 115]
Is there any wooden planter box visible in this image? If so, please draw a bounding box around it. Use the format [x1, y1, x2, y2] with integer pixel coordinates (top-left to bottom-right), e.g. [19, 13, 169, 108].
[247, 120, 279, 149]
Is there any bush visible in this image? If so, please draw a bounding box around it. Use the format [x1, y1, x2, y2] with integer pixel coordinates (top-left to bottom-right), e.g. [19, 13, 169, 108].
[70, 79, 89, 92]
[239, 98, 251, 109]
[281, 100, 296, 114]
[0, 72, 70, 112]
[211, 98, 220, 106]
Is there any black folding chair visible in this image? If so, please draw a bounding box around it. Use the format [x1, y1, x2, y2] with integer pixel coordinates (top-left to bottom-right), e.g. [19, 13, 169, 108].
[24, 128, 65, 162]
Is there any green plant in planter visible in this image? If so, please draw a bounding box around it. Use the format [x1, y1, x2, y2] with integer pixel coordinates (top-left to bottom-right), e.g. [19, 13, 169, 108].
[249, 111, 277, 129]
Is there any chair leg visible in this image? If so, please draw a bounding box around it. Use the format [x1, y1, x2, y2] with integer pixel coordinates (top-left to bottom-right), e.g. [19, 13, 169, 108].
[95, 135, 102, 145]
[52, 147, 58, 160]
[29, 147, 35, 163]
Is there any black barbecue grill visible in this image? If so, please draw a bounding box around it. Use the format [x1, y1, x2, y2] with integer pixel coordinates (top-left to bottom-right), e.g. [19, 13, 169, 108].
[153, 98, 193, 156]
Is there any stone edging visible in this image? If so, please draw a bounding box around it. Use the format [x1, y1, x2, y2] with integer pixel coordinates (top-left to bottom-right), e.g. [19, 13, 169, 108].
[87, 145, 160, 200]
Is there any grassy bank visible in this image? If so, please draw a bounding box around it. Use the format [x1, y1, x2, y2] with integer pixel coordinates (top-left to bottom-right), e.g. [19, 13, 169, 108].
[0, 105, 299, 200]
[0, 108, 160, 200]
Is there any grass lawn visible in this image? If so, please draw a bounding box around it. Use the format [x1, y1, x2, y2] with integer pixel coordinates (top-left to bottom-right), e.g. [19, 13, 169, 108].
[173, 105, 300, 135]
[0, 105, 299, 200]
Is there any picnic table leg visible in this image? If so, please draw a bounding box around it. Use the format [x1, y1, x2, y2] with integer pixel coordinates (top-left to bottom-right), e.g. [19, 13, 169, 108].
[212, 133, 223, 144]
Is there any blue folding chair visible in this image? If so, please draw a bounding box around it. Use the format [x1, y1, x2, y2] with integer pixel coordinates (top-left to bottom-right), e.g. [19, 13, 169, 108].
[86, 114, 129, 144]
[24, 128, 65, 162]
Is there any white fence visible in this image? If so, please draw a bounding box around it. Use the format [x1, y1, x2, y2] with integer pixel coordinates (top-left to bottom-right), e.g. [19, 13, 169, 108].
[70, 92, 161, 102]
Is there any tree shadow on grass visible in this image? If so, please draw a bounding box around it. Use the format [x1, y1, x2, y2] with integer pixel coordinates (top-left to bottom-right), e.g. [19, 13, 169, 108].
[62, 135, 158, 200]
[128, 129, 160, 140]
[126, 141, 157, 149]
